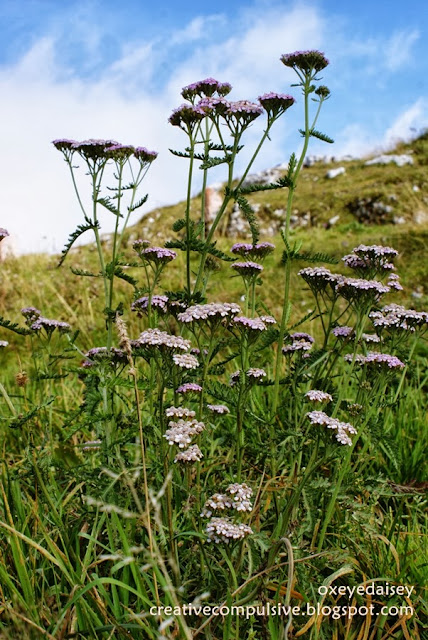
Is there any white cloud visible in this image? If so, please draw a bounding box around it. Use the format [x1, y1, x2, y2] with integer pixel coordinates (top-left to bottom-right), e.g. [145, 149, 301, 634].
[384, 98, 428, 146]
[384, 29, 420, 71]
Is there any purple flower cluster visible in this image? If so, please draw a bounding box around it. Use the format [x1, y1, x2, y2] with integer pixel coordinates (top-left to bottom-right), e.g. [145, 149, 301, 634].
[229, 368, 266, 386]
[230, 242, 275, 259]
[201, 483, 253, 518]
[31, 316, 71, 335]
[233, 316, 268, 332]
[178, 302, 241, 324]
[332, 326, 354, 339]
[168, 103, 205, 130]
[165, 406, 196, 419]
[137, 246, 177, 265]
[21, 306, 42, 325]
[298, 267, 340, 294]
[342, 244, 398, 276]
[336, 277, 390, 303]
[307, 410, 356, 446]
[344, 351, 405, 369]
[176, 382, 203, 394]
[258, 92, 295, 118]
[280, 50, 329, 74]
[305, 390, 333, 403]
[172, 353, 199, 369]
[174, 444, 203, 464]
[283, 332, 314, 354]
[82, 347, 127, 368]
[52, 139, 158, 164]
[207, 404, 230, 415]
[0, 228, 9, 242]
[181, 77, 232, 101]
[131, 295, 169, 315]
[387, 274, 403, 291]
[231, 261, 263, 278]
[132, 328, 191, 352]
[370, 304, 428, 333]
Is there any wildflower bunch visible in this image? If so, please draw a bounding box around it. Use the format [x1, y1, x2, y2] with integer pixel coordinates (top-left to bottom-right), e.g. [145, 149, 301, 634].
[307, 410, 357, 446]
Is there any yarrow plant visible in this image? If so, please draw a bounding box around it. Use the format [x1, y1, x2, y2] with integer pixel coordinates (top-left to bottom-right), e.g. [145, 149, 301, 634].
[0, 48, 426, 640]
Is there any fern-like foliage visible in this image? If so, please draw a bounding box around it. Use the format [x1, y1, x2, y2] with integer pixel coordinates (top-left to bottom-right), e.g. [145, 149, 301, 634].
[7, 397, 55, 429]
[96, 197, 122, 217]
[172, 218, 186, 232]
[169, 148, 192, 159]
[281, 248, 339, 265]
[298, 128, 334, 144]
[289, 309, 316, 330]
[199, 155, 231, 170]
[235, 195, 260, 244]
[70, 267, 101, 277]
[0, 316, 32, 336]
[58, 216, 99, 267]
[128, 194, 148, 213]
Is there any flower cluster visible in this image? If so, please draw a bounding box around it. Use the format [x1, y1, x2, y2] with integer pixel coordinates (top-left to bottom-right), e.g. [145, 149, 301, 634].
[332, 326, 353, 339]
[370, 304, 428, 333]
[344, 352, 405, 369]
[0, 228, 9, 242]
[231, 261, 263, 279]
[174, 444, 203, 464]
[201, 483, 253, 517]
[164, 418, 205, 448]
[168, 104, 205, 130]
[131, 295, 169, 315]
[258, 93, 295, 119]
[232, 316, 268, 332]
[280, 50, 329, 74]
[231, 242, 275, 260]
[31, 316, 71, 335]
[336, 277, 390, 304]
[172, 353, 199, 369]
[298, 267, 340, 295]
[21, 306, 42, 325]
[283, 332, 314, 354]
[342, 245, 398, 277]
[181, 77, 232, 101]
[206, 404, 230, 415]
[132, 328, 191, 352]
[82, 347, 127, 368]
[135, 246, 177, 266]
[52, 139, 158, 164]
[305, 390, 333, 403]
[165, 406, 196, 419]
[178, 302, 241, 324]
[176, 382, 203, 394]
[205, 518, 253, 544]
[307, 411, 357, 446]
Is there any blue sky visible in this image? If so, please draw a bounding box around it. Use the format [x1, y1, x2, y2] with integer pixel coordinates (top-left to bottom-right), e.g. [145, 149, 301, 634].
[0, 0, 427, 253]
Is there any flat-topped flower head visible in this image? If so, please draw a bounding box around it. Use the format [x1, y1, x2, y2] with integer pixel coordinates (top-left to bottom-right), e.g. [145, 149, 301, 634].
[280, 50, 329, 74]
[174, 444, 203, 463]
[231, 261, 263, 278]
[138, 247, 177, 265]
[165, 406, 196, 419]
[169, 103, 205, 130]
[52, 139, 78, 151]
[283, 332, 314, 354]
[133, 328, 190, 352]
[207, 404, 230, 415]
[387, 273, 403, 291]
[104, 144, 135, 160]
[21, 306, 42, 325]
[361, 333, 381, 343]
[246, 367, 267, 379]
[370, 304, 428, 333]
[345, 351, 405, 369]
[231, 242, 275, 260]
[164, 419, 204, 447]
[258, 92, 295, 118]
[173, 353, 199, 369]
[197, 96, 231, 116]
[31, 317, 71, 335]
[226, 483, 253, 512]
[178, 302, 241, 325]
[134, 147, 158, 163]
[336, 277, 390, 304]
[176, 382, 203, 394]
[233, 316, 268, 332]
[131, 295, 169, 315]
[307, 410, 356, 446]
[305, 390, 333, 403]
[206, 517, 253, 544]
[181, 78, 232, 101]
[343, 244, 398, 277]
[225, 100, 264, 128]
[71, 139, 119, 160]
[298, 267, 341, 294]
[332, 325, 354, 339]
[0, 228, 9, 241]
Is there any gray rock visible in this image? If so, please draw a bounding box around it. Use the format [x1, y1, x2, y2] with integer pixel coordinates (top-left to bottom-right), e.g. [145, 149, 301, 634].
[326, 167, 346, 179]
[364, 154, 413, 167]
[393, 216, 406, 225]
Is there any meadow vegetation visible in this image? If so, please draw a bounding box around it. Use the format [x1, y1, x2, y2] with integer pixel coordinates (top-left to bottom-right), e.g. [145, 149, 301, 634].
[0, 51, 427, 639]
